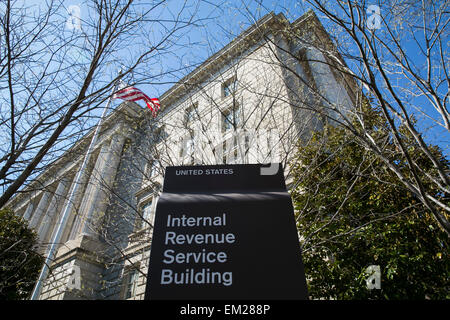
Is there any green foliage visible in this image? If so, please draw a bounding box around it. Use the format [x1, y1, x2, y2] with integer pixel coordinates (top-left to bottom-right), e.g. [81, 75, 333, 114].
[291, 104, 450, 299]
[0, 208, 44, 300]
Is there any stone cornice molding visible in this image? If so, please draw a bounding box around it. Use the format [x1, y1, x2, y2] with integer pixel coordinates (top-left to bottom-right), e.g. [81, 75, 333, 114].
[158, 12, 290, 113]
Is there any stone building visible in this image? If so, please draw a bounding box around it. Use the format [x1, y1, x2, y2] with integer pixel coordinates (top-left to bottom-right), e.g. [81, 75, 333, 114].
[7, 10, 355, 300]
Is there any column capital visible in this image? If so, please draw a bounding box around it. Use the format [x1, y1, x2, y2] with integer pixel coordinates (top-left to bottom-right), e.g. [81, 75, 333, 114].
[112, 126, 134, 141]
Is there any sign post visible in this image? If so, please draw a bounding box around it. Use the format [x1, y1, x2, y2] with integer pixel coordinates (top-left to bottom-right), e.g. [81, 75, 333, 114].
[144, 164, 308, 300]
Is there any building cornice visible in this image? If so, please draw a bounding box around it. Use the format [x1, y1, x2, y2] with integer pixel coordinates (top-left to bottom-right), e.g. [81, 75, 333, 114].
[156, 10, 326, 119]
[158, 12, 290, 111]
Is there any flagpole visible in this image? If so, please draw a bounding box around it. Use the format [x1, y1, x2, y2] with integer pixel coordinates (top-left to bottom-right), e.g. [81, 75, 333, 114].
[30, 71, 122, 300]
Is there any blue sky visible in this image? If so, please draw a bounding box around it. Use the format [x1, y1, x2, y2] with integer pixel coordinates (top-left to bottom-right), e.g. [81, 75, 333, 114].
[108, 0, 449, 156]
[2, 0, 448, 161]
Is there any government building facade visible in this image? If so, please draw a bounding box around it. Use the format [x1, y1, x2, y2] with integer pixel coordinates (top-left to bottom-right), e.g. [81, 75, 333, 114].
[7, 11, 355, 300]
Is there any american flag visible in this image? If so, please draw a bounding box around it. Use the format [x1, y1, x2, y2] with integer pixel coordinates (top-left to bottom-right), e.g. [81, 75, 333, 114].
[113, 83, 160, 116]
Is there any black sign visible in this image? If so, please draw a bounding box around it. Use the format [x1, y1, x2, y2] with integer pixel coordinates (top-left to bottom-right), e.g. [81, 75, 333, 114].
[144, 164, 308, 300]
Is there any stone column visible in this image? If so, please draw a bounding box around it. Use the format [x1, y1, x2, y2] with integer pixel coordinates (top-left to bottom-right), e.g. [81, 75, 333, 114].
[37, 133, 126, 300]
[67, 142, 110, 241]
[56, 173, 80, 243]
[64, 162, 94, 242]
[37, 177, 70, 244]
[29, 191, 51, 230]
[22, 202, 35, 221]
[80, 133, 126, 237]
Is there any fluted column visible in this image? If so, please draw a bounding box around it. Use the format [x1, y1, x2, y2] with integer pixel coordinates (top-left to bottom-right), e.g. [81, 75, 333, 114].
[80, 133, 126, 236]
[75, 143, 110, 236]
[37, 177, 70, 244]
[29, 191, 51, 230]
[22, 202, 35, 221]
[68, 142, 109, 240]
[65, 161, 95, 242]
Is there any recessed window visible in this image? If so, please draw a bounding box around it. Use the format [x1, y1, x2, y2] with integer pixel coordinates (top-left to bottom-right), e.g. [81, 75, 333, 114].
[222, 104, 241, 132]
[124, 268, 139, 299]
[147, 160, 158, 179]
[222, 136, 239, 164]
[140, 200, 155, 229]
[184, 103, 199, 124]
[222, 77, 237, 98]
[179, 136, 195, 164]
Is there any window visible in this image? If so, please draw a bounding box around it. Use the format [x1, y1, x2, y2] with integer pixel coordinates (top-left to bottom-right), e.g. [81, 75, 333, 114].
[179, 136, 195, 164]
[222, 104, 240, 132]
[147, 160, 158, 178]
[222, 77, 237, 98]
[244, 132, 250, 151]
[222, 136, 239, 164]
[140, 200, 155, 229]
[124, 268, 139, 299]
[184, 103, 199, 125]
